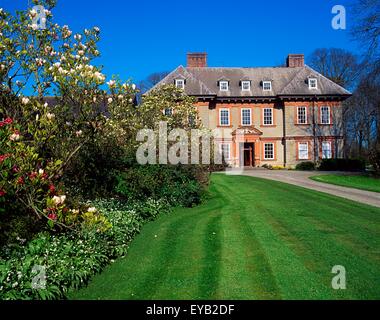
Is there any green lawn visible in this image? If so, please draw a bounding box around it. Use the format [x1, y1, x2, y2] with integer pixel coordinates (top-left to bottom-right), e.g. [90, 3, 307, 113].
[310, 174, 380, 193]
[71, 174, 380, 300]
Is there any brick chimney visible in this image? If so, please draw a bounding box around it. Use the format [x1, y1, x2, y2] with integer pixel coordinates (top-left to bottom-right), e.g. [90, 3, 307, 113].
[187, 52, 207, 67]
[286, 54, 304, 67]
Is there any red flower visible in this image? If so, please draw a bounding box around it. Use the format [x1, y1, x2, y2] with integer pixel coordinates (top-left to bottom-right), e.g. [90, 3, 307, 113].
[4, 118, 13, 125]
[28, 172, 38, 180]
[49, 184, 55, 194]
[0, 190, 6, 197]
[12, 165, 19, 173]
[0, 121, 4, 127]
[0, 154, 10, 163]
[41, 172, 48, 180]
[16, 177, 24, 185]
[47, 213, 57, 221]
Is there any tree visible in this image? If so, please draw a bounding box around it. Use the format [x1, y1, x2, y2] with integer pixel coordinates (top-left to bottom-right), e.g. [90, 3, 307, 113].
[308, 48, 360, 90]
[138, 71, 169, 93]
[350, 0, 380, 62]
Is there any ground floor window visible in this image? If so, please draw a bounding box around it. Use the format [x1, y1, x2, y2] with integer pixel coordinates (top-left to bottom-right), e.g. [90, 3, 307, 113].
[298, 142, 309, 160]
[264, 143, 274, 160]
[220, 143, 231, 161]
[322, 141, 332, 159]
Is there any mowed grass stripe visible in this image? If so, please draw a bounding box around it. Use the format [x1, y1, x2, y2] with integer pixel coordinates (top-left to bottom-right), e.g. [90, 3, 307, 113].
[71, 174, 380, 300]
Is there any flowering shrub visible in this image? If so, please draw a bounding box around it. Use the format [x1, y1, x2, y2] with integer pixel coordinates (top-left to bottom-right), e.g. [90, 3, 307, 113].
[0, 198, 169, 300]
[0, 110, 111, 233]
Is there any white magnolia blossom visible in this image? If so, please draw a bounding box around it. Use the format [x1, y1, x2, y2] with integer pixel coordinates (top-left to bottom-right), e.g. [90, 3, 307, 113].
[131, 84, 136, 90]
[29, 9, 37, 18]
[88, 207, 97, 213]
[44, 102, 48, 108]
[9, 133, 20, 141]
[38, 169, 44, 175]
[75, 130, 83, 137]
[107, 80, 116, 88]
[46, 113, 55, 120]
[52, 195, 66, 205]
[108, 97, 113, 103]
[78, 50, 84, 56]
[93, 26, 100, 32]
[74, 34, 82, 41]
[21, 97, 30, 105]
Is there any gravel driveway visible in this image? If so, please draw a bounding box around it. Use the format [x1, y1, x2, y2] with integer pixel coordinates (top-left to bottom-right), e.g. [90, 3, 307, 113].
[229, 169, 380, 208]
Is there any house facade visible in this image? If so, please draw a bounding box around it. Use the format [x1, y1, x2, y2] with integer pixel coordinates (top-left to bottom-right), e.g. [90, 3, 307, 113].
[152, 53, 351, 168]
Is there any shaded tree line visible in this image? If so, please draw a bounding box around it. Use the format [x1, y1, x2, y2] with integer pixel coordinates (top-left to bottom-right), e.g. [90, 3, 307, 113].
[308, 0, 380, 172]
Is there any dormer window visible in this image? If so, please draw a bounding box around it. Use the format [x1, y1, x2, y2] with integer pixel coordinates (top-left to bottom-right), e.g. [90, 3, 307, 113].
[263, 81, 272, 91]
[241, 81, 251, 91]
[175, 79, 185, 89]
[219, 81, 229, 91]
[308, 78, 317, 89]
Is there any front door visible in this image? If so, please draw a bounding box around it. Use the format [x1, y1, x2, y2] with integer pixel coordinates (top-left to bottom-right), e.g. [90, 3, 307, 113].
[243, 143, 254, 166]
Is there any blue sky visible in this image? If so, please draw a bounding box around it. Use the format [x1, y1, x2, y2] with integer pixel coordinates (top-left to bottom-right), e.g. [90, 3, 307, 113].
[2, 0, 359, 84]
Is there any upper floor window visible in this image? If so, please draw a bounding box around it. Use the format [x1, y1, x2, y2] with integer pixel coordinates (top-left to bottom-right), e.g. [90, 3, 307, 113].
[297, 106, 307, 124]
[264, 143, 275, 160]
[322, 141, 332, 159]
[263, 81, 272, 91]
[241, 108, 252, 126]
[175, 79, 185, 89]
[219, 81, 229, 91]
[241, 81, 251, 91]
[263, 108, 273, 125]
[164, 108, 173, 116]
[320, 106, 330, 124]
[298, 142, 309, 160]
[308, 78, 317, 89]
[219, 109, 230, 126]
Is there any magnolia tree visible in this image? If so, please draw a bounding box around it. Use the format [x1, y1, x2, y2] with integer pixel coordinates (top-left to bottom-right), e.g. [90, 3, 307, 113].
[0, 1, 136, 231]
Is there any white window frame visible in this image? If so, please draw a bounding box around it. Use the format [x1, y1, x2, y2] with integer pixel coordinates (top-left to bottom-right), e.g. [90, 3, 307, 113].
[320, 106, 331, 124]
[263, 108, 273, 125]
[219, 143, 231, 161]
[322, 141, 332, 159]
[241, 81, 251, 91]
[175, 79, 185, 89]
[308, 78, 318, 89]
[298, 142, 309, 160]
[241, 108, 252, 126]
[297, 106, 307, 124]
[219, 81, 229, 91]
[263, 81, 272, 91]
[264, 143, 275, 160]
[219, 108, 230, 126]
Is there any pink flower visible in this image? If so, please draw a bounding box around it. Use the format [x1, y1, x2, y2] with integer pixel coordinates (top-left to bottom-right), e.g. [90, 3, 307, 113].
[4, 117, 12, 124]
[10, 130, 20, 141]
[48, 213, 57, 221]
[0, 154, 10, 163]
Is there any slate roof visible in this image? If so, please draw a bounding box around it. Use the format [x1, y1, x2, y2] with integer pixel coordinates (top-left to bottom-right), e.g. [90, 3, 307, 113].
[149, 64, 351, 98]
